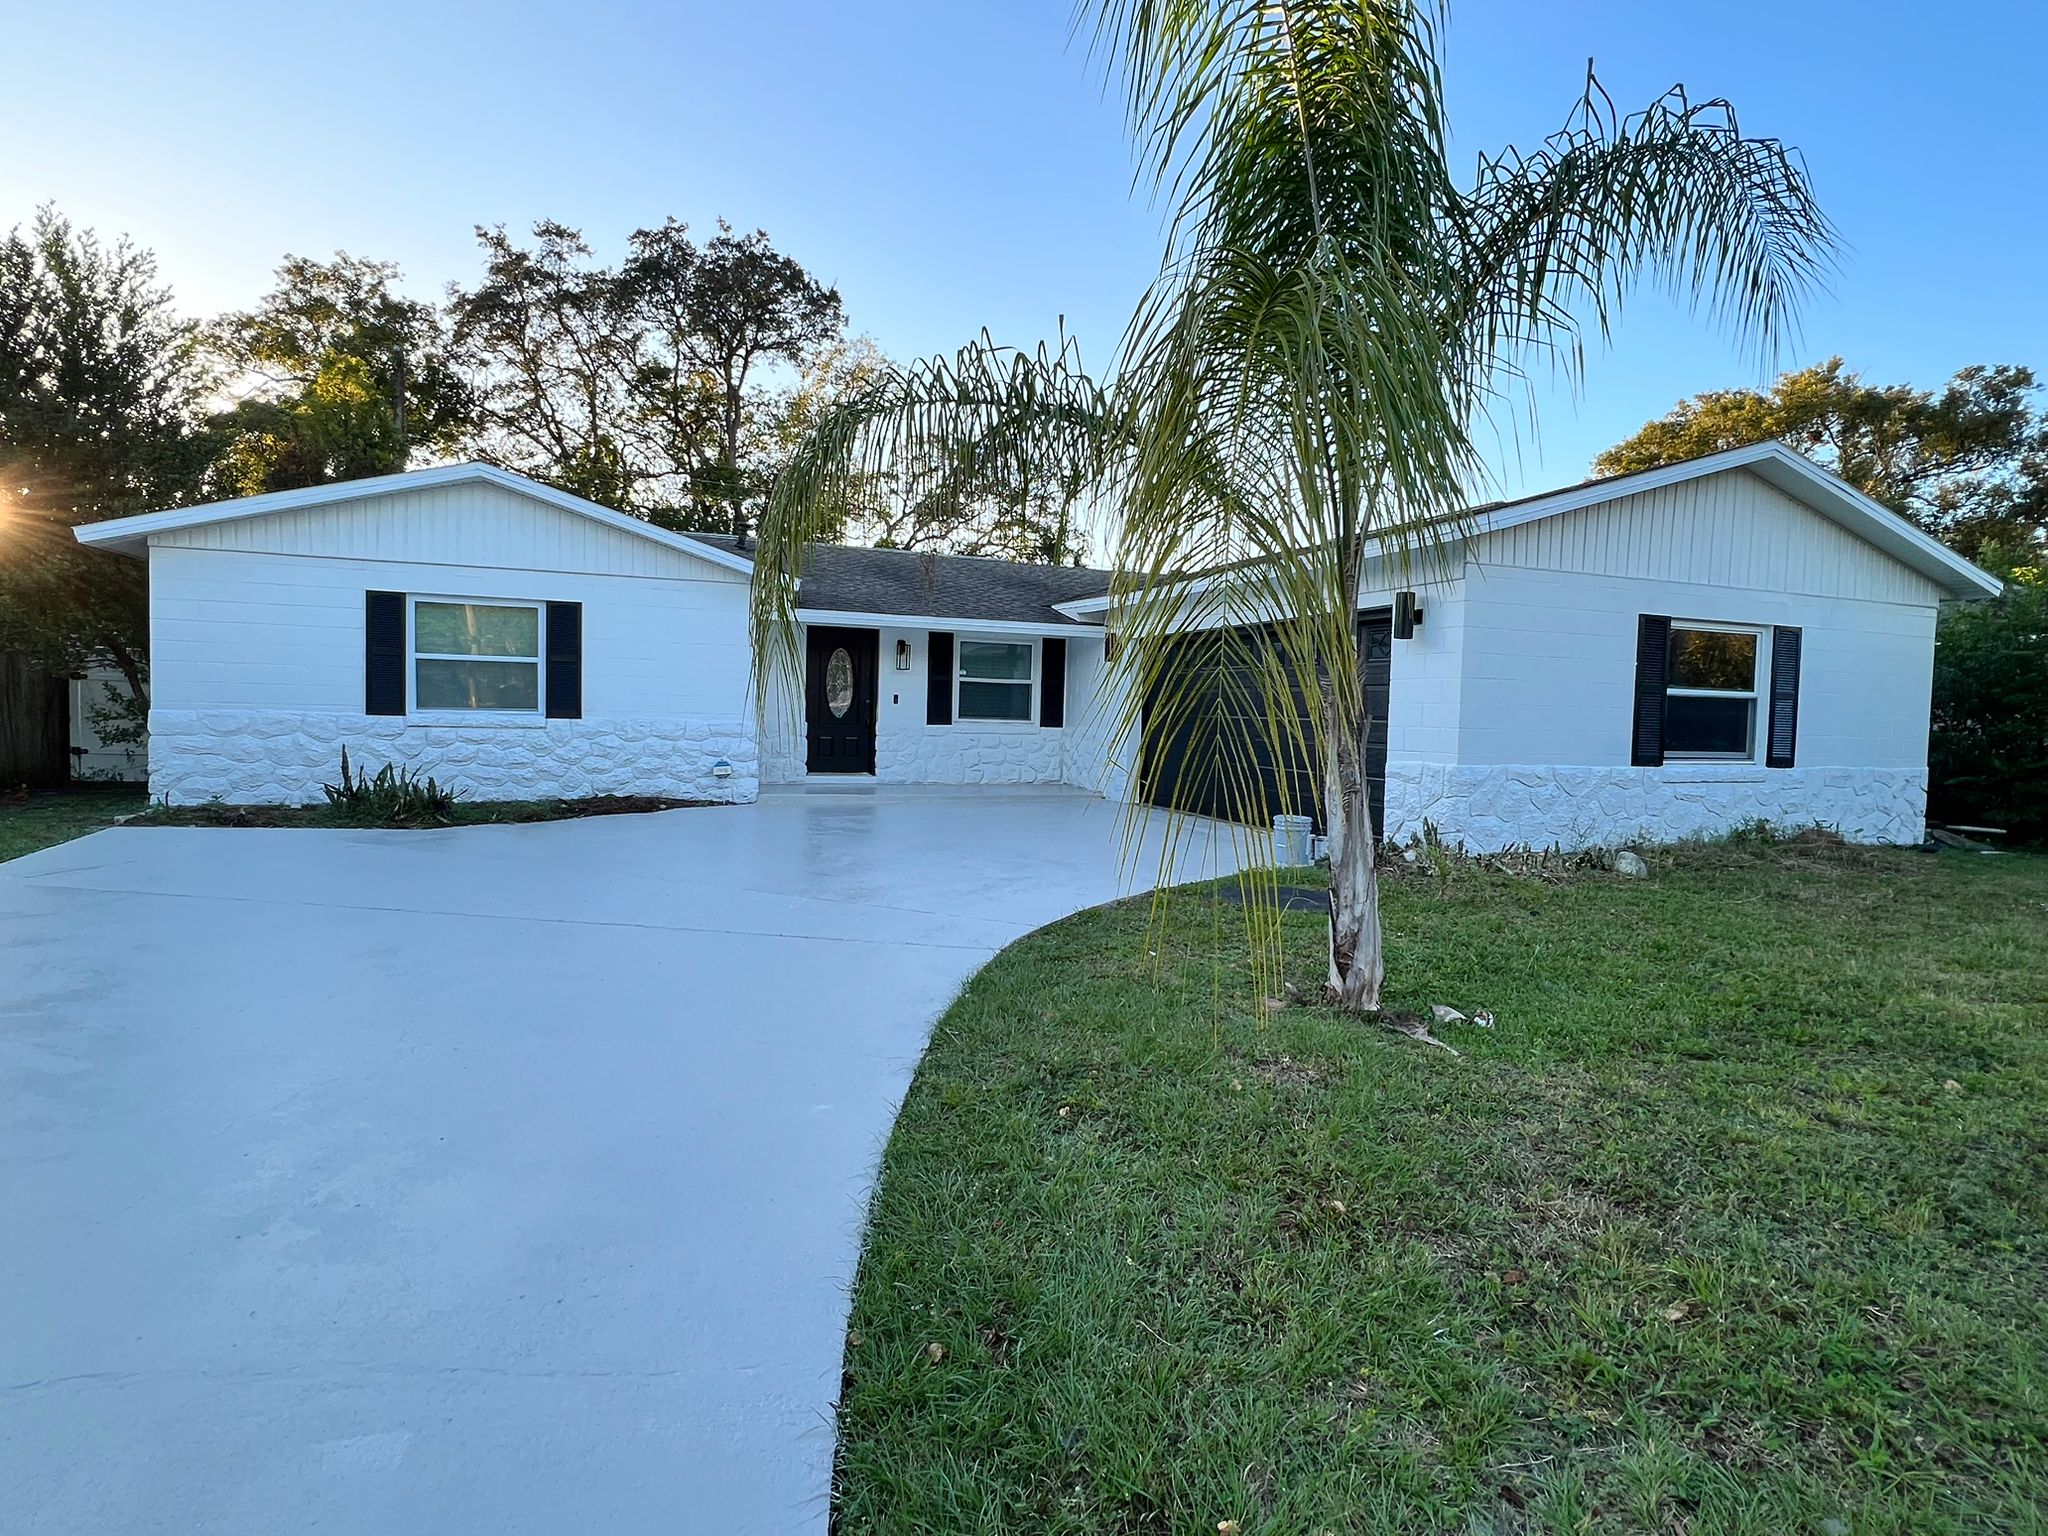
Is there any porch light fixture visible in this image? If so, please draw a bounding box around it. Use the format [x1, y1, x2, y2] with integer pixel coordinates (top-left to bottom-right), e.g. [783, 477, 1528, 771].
[895, 639, 912, 670]
[1393, 590, 1424, 639]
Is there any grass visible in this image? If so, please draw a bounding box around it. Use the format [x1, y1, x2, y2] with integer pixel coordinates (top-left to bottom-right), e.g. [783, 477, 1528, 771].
[127, 792, 712, 830]
[0, 784, 148, 863]
[835, 837, 2048, 1535]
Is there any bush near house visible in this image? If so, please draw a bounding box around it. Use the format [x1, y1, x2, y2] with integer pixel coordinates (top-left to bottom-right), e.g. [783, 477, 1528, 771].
[835, 840, 2048, 1534]
[1930, 567, 2048, 844]
[322, 747, 463, 826]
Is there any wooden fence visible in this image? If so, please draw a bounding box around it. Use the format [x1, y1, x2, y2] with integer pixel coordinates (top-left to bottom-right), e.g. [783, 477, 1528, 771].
[0, 650, 71, 787]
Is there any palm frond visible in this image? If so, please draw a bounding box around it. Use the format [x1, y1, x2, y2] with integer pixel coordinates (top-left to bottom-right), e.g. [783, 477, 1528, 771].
[749, 333, 1118, 722]
[1456, 68, 1837, 391]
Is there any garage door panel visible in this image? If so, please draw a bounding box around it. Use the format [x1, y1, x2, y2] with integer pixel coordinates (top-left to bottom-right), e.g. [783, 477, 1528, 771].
[1141, 612, 1390, 837]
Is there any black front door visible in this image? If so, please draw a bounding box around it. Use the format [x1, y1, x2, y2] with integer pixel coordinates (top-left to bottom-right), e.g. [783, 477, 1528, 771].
[805, 626, 879, 774]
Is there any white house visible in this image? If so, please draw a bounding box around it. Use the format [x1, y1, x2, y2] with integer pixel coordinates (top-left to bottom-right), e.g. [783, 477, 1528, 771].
[75, 442, 1999, 851]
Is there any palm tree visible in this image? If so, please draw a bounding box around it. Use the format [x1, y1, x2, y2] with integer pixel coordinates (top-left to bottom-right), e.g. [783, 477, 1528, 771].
[753, 1, 1832, 1012]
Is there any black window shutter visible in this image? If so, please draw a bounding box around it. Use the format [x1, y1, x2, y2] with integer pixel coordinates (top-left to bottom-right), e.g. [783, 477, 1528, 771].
[546, 602, 583, 720]
[1765, 625, 1802, 768]
[1040, 636, 1067, 727]
[926, 631, 954, 725]
[365, 591, 406, 716]
[1630, 614, 1670, 767]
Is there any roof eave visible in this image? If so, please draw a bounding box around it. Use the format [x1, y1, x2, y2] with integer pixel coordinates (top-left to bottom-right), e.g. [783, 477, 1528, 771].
[793, 607, 1100, 636]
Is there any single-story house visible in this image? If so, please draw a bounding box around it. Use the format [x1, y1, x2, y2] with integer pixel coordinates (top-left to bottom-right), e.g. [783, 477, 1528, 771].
[75, 440, 1999, 851]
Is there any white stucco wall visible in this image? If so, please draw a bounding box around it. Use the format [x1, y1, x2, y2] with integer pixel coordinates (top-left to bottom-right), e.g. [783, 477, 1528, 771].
[127, 459, 1958, 848]
[143, 482, 758, 806]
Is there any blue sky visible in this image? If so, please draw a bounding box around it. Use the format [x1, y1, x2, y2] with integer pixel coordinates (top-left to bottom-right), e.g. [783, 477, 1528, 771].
[6, 1, 2043, 503]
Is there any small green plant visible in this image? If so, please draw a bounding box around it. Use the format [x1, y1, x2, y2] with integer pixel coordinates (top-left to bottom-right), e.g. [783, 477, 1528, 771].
[322, 746, 461, 826]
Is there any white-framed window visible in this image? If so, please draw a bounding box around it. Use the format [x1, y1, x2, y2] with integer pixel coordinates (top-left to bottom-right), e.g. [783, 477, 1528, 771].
[956, 638, 1035, 723]
[1665, 621, 1766, 760]
[410, 597, 543, 714]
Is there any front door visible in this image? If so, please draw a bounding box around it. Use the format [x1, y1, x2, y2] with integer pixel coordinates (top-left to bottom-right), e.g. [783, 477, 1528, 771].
[805, 626, 879, 774]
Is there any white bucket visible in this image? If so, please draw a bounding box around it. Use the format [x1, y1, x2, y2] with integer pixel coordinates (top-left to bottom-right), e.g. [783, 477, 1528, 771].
[1271, 813, 1315, 868]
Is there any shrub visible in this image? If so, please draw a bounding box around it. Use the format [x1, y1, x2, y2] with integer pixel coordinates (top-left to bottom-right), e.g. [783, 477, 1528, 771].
[1929, 567, 2048, 844]
[321, 747, 462, 826]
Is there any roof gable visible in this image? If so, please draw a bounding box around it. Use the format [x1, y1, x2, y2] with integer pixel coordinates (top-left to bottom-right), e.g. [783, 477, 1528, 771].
[1470, 465, 1951, 605]
[1463, 442, 2000, 600]
[73, 463, 757, 577]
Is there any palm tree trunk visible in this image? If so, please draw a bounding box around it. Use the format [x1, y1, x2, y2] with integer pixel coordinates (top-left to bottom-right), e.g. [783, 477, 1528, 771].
[1322, 678, 1384, 1010]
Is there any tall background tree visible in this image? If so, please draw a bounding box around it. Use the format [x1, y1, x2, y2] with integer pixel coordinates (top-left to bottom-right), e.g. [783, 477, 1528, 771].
[755, 1, 1829, 1012]
[0, 208, 215, 703]
[1596, 358, 2048, 562]
[448, 218, 852, 530]
[1929, 558, 2047, 843]
[622, 219, 844, 532]
[209, 253, 473, 495]
[448, 221, 646, 510]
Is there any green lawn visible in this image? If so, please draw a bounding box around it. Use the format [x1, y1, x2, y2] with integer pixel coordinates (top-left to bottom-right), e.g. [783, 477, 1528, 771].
[0, 785, 147, 863]
[836, 840, 2048, 1535]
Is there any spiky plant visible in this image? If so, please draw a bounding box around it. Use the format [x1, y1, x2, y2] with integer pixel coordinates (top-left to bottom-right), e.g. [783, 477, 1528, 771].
[753, 1, 1832, 1011]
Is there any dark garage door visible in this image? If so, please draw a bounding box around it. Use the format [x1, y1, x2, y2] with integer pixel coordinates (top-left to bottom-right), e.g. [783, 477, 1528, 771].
[1140, 610, 1391, 838]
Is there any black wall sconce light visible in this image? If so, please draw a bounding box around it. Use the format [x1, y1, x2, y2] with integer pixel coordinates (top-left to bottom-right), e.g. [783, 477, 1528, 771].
[895, 638, 913, 670]
[1393, 590, 1424, 639]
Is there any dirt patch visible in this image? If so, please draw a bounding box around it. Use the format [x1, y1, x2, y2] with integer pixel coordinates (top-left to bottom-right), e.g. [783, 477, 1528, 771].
[130, 794, 716, 830]
[1241, 1053, 1326, 1088]
[1218, 881, 1329, 913]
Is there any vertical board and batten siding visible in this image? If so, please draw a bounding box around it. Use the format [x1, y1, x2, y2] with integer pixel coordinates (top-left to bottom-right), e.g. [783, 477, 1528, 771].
[149, 479, 745, 584]
[1472, 469, 1948, 607]
[1455, 468, 1942, 770]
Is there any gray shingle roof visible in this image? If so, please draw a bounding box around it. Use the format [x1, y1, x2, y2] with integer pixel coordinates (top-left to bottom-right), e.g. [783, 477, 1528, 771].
[683, 534, 1110, 626]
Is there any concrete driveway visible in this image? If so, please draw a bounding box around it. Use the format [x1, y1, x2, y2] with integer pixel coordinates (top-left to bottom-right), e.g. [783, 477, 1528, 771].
[0, 787, 1234, 1535]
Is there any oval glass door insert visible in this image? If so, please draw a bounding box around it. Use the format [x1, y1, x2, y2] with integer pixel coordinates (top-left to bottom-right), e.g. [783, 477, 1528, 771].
[825, 648, 854, 717]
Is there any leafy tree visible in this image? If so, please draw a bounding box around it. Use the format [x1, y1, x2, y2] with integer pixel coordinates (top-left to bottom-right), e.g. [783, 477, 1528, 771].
[211, 353, 405, 495]
[1930, 551, 2047, 842]
[448, 221, 646, 509]
[449, 219, 848, 525]
[0, 208, 214, 702]
[1596, 358, 2048, 561]
[209, 253, 471, 494]
[623, 219, 844, 531]
[754, 2, 1829, 1011]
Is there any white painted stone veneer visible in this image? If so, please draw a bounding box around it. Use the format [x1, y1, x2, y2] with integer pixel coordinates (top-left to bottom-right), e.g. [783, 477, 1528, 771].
[147, 710, 758, 807]
[876, 725, 1064, 784]
[1383, 762, 1926, 852]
